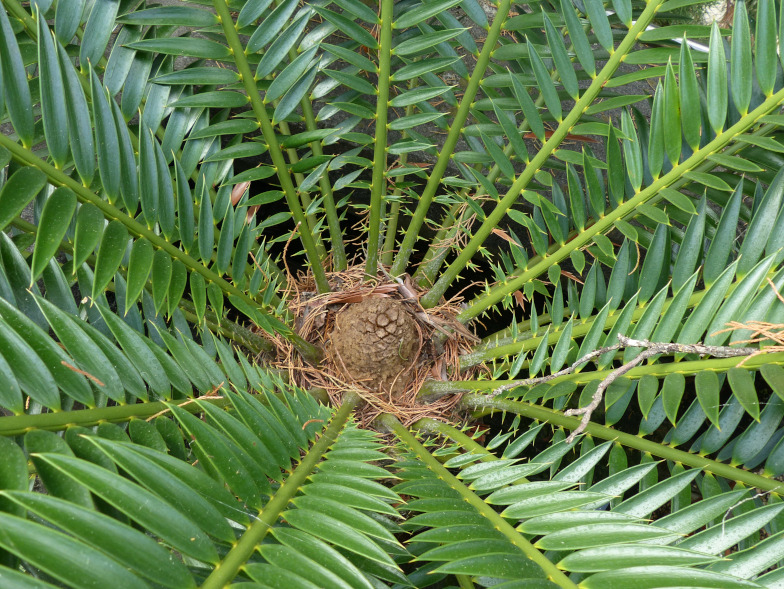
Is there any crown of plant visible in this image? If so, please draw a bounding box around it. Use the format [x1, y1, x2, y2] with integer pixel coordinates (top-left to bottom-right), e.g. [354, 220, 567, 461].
[1, 0, 784, 587]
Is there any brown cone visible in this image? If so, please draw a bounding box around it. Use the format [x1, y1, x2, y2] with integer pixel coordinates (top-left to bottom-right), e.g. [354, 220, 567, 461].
[330, 297, 418, 396]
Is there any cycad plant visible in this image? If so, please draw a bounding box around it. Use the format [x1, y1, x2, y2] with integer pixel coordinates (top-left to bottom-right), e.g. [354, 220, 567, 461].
[2, 0, 784, 586]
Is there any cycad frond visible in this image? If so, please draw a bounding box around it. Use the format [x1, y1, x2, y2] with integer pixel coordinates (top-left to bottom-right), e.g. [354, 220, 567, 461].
[1, 390, 408, 587]
[2, 0, 784, 585]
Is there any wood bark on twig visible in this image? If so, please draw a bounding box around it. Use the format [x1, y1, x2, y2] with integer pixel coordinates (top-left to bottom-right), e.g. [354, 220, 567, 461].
[488, 334, 761, 443]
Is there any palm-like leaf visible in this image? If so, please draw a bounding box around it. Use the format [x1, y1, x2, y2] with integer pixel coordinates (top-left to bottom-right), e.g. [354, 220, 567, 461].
[1, 0, 784, 586]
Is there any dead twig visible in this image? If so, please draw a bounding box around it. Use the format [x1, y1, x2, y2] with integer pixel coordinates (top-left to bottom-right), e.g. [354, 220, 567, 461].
[378, 265, 480, 343]
[562, 335, 760, 443]
[487, 334, 761, 443]
[145, 383, 225, 421]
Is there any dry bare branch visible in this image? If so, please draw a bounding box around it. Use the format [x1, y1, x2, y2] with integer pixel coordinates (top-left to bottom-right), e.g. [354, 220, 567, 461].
[486, 334, 762, 443]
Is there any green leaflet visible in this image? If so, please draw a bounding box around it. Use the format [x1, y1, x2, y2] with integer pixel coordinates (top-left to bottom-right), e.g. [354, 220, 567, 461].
[149, 249, 172, 315]
[31, 187, 77, 281]
[0, 6, 34, 146]
[124, 239, 153, 314]
[0, 296, 93, 408]
[0, 319, 59, 411]
[0, 512, 148, 589]
[621, 109, 642, 191]
[707, 23, 728, 133]
[543, 11, 577, 99]
[394, 0, 462, 28]
[755, 0, 777, 96]
[88, 436, 235, 542]
[561, 0, 594, 75]
[256, 12, 310, 79]
[737, 168, 784, 277]
[0, 168, 47, 232]
[266, 46, 319, 104]
[2, 492, 195, 588]
[126, 37, 230, 60]
[728, 368, 760, 422]
[248, 0, 300, 52]
[703, 180, 742, 286]
[581, 566, 764, 588]
[584, 0, 613, 50]
[3, 1, 784, 586]
[89, 68, 120, 202]
[92, 220, 128, 301]
[54, 0, 86, 43]
[80, 0, 119, 65]
[34, 452, 218, 564]
[671, 195, 705, 292]
[72, 203, 104, 274]
[95, 305, 171, 399]
[117, 6, 217, 26]
[638, 222, 668, 304]
[34, 295, 126, 403]
[37, 12, 68, 168]
[730, 0, 752, 116]
[394, 28, 466, 56]
[527, 40, 562, 122]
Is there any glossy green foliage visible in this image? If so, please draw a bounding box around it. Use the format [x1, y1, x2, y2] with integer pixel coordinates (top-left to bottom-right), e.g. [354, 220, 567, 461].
[1, 0, 784, 585]
[3, 388, 409, 588]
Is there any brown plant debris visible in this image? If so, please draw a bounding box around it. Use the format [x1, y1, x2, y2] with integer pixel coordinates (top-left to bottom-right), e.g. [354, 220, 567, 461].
[263, 264, 481, 427]
[485, 334, 762, 444]
[718, 278, 784, 360]
[561, 335, 761, 443]
[488, 279, 784, 443]
[716, 321, 784, 364]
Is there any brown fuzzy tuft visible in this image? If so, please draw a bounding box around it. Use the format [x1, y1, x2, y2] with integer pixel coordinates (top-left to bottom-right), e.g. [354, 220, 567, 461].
[258, 263, 482, 427]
